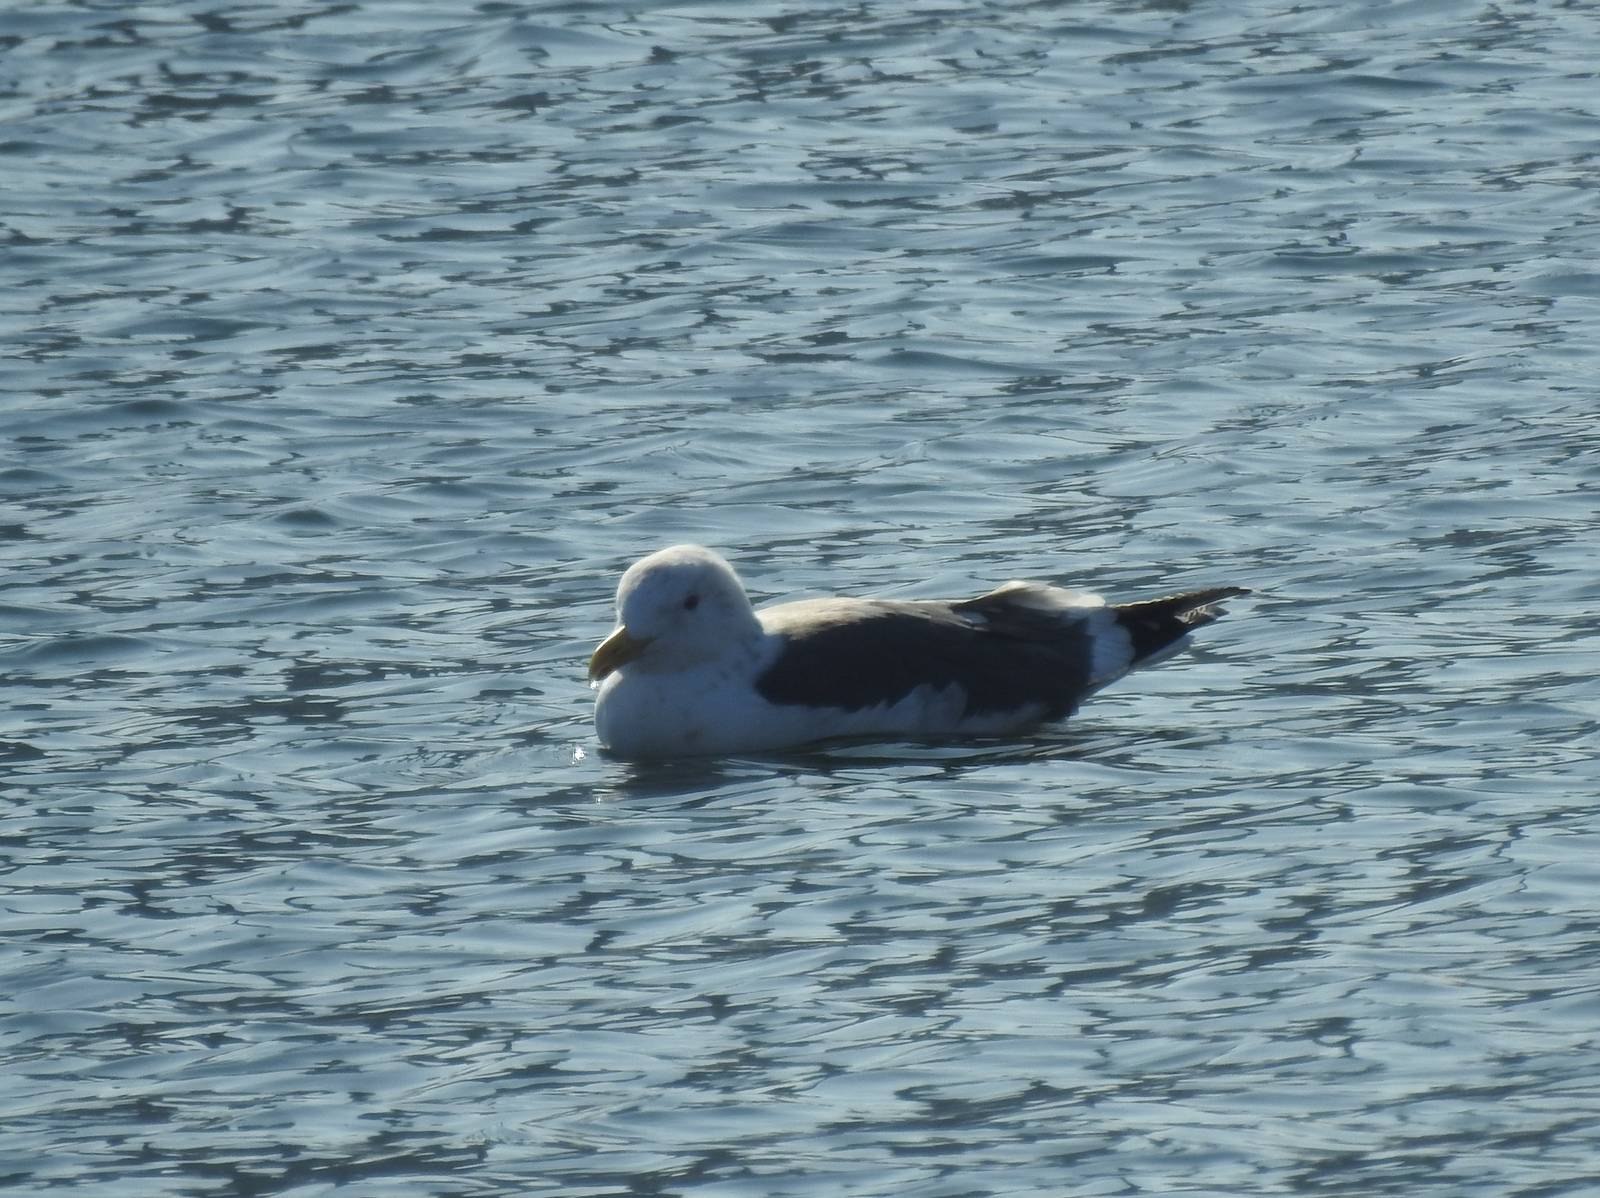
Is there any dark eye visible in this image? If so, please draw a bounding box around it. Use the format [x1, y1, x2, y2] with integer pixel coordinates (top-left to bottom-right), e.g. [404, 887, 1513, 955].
[682, 593, 700, 611]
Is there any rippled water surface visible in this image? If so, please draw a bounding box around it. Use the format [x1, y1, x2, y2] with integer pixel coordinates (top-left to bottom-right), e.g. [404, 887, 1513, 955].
[5, 0, 1600, 1194]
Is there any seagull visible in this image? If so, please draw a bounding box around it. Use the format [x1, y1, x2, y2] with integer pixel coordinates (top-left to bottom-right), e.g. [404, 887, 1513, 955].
[588, 544, 1248, 758]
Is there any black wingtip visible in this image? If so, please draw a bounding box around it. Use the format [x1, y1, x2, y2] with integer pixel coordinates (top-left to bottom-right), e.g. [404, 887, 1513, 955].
[1114, 586, 1250, 664]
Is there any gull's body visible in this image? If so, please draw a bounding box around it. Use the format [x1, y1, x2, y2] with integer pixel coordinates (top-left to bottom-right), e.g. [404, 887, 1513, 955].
[589, 544, 1247, 758]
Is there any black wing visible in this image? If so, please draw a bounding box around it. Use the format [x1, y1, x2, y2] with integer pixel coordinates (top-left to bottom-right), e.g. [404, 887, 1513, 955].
[754, 598, 1094, 718]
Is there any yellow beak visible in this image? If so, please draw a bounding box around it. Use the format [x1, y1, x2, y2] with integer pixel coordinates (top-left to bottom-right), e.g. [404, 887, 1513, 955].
[588, 626, 652, 681]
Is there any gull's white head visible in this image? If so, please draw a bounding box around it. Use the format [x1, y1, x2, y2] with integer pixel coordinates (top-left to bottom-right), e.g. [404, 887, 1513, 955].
[589, 545, 761, 681]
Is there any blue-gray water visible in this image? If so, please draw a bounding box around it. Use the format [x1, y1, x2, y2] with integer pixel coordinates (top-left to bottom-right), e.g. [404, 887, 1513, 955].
[5, 1, 1599, 1194]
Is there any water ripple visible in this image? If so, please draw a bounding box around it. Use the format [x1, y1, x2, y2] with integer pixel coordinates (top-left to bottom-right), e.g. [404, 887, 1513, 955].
[4, 0, 1599, 1194]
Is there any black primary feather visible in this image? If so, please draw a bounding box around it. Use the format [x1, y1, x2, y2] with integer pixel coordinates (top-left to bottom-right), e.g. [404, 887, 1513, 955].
[1113, 587, 1251, 665]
